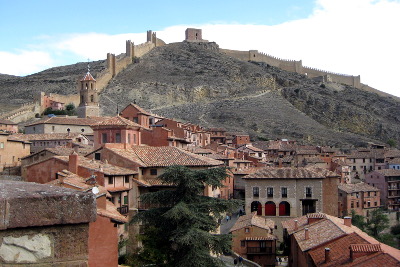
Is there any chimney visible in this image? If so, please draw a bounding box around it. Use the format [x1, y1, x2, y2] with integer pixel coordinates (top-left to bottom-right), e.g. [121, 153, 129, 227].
[68, 151, 78, 174]
[344, 216, 352, 227]
[304, 228, 309, 240]
[325, 248, 331, 263]
[294, 220, 298, 231]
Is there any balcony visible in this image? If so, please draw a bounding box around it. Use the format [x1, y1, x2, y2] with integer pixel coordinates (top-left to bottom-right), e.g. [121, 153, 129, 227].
[247, 247, 273, 254]
[117, 205, 129, 215]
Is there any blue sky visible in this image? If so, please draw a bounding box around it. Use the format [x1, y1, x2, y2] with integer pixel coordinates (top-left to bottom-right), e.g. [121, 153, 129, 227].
[1, 0, 400, 96]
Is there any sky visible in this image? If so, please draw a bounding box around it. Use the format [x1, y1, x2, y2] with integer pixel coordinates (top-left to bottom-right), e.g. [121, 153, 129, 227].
[1, 0, 399, 96]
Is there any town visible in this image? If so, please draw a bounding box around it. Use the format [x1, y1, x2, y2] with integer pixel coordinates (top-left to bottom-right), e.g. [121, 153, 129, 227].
[1, 29, 400, 267]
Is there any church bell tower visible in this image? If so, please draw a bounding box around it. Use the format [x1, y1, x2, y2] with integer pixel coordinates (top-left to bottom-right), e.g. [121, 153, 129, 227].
[77, 63, 100, 118]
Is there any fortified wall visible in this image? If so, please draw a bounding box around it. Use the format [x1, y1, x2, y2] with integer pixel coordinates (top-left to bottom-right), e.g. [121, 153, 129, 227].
[221, 48, 361, 89]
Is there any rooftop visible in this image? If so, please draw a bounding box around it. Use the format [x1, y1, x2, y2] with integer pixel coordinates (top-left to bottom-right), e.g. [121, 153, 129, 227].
[338, 182, 380, 193]
[230, 212, 275, 233]
[243, 167, 328, 179]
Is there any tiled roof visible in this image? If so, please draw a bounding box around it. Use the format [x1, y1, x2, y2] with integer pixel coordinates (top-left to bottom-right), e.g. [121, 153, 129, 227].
[105, 146, 223, 167]
[9, 133, 83, 141]
[297, 149, 320, 155]
[54, 156, 137, 175]
[188, 148, 214, 154]
[97, 200, 128, 224]
[232, 167, 265, 175]
[107, 186, 130, 192]
[81, 72, 96, 81]
[305, 166, 340, 177]
[347, 151, 375, 159]
[338, 182, 380, 193]
[230, 212, 275, 233]
[388, 158, 400, 164]
[24, 116, 107, 127]
[304, 156, 325, 163]
[384, 150, 400, 159]
[293, 219, 347, 251]
[233, 159, 253, 163]
[350, 244, 381, 253]
[0, 119, 17, 125]
[375, 169, 400, 177]
[125, 103, 152, 116]
[281, 215, 309, 234]
[243, 167, 326, 179]
[207, 127, 226, 132]
[91, 116, 143, 128]
[308, 233, 370, 266]
[204, 153, 232, 160]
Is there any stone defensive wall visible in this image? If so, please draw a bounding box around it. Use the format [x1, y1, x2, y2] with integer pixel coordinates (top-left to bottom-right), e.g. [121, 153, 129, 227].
[220, 48, 375, 92]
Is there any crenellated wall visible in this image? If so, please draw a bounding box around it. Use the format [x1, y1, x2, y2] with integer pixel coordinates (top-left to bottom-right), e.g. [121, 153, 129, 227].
[221, 48, 365, 90]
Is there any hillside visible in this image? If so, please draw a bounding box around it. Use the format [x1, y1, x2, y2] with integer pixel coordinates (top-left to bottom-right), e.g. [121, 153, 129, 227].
[1, 41, 400, 147]
[100, 42, 400, 147]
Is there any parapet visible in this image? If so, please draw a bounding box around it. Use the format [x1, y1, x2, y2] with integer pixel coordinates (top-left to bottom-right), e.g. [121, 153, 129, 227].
[0, 180, 96, 230]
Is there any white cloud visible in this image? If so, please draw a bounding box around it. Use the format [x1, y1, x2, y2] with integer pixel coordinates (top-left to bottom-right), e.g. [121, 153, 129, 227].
[0, 50, 54, 76]
[0, 0, 399, 96]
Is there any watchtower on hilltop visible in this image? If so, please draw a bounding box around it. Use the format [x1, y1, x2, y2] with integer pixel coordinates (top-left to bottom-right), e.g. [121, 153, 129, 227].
[185, 28, 205, 42]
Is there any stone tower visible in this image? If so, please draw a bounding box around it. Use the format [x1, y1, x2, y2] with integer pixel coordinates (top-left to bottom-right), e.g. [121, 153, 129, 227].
[77, 65, 100, 118]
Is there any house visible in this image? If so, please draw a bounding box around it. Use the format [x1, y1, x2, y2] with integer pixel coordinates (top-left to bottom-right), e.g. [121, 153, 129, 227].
[21, 146, 94, 166]
[208, 127, 227, 144]
[0, 119, 18, 133]
[232, 134, 251, 147]
[0, 133, 31, 173]
[282, 213, 400, 266]
[346, 149, 376, 180]
[331, 157, 351, 183]
[90, 115, 144, 149]
[119, 103, 163, 128]
[230, 212, 277, 267]
[86, 144, 224, 199]
[338, 183, 381, 217]
[0, 180, 96, 266]
[242, 167, 340, 240]
[365, 169, 400, 211]
[47, 170, 127, 267]
[9, 132, 90, 153]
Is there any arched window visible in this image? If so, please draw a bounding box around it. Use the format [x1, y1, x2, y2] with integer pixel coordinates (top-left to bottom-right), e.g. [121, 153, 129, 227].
[90, 95, 94, 102]
[265, 201, 276, 216]
[251, 201, 262, 215]
[279, 201, 290, 216]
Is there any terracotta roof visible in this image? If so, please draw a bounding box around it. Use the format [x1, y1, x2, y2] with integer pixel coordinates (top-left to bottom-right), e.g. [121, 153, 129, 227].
[297, 149, 320, 155]
[308, 233, 370, 266]
[375, 169, 400, 177]
[54, 156, 137, 175]
[104, 146, 223, 167]
[125, 103, 152, 116]
[281, 215, 309, 234]
[91, 116, 143, 128]
[384, 150, 400, 159]
[305, 166, 340, 177]
[243, 167, 326, 179]
[233, 159, 253, 163]
[144, 178, 174, 186]
[204, 153, 232, 160]
[207, 127, 226, 132]
[230, 212, 275, 233]
[338, 183, 380, 193]
[107, 186, 130, 192]
[350, 244, 381, 253]
[0, 119, 17, 125]
[388, 158, 400, 165]
[188, 148, 214, 154]
[81, 72, 96, 81]
[9, 133, 84, 141]
[232, 167, 265, 175]
[97, 200, 128, 224]
[24, 116, 107, 127]
[348, 252, 400, 266]
[347, 151, 375, 159]
[304, 156, 325, 163]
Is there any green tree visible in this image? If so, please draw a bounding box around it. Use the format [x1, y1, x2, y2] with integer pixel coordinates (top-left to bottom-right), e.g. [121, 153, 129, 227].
[387, 139, 397, 148]
[365, 208, 389, 237]
[350, 210, 366, 231]
[131, 165, 241, 267]
[65, 103, 76, 115]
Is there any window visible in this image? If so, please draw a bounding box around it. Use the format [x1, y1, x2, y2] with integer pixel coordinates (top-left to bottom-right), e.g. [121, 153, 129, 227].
[245, 228, 250, 233]
[368, 201, 371, 207]
[128, 134, 131, 144]
[363, 158, 365, 163]
[267, 187, 273, 198]
[241, 241, 245, 247]
[115, 133, 121, 143]
[351, 202, 354, 208]
[133, 134, 136, 144]
[150, 169, 157, 176]
[133, 117, 138, 123]
[281, 187, 288, 198]
[102, 133, 107, 143]
[353, 166, 356, 171]
[125, 176, 130, 184]
[356, 202, 359, 208]
[90, 95, 94, 102]
[52, 126, 55, 131]
[253, 187, 259, 197]
[94, 153, 101, 160]
[306, 187, 312, 198]
[374, 201, 378, 206]
[108, 177, 113, 184]
[0, 142, 4, 149]
[124, 195, 128, 205]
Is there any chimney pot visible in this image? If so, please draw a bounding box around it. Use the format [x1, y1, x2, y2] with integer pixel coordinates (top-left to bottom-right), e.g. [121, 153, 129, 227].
[305, 228, 309, 240]
[344, 216, 352, 227]
[325, 248, 331, 263]
[68, 151, 78, 174]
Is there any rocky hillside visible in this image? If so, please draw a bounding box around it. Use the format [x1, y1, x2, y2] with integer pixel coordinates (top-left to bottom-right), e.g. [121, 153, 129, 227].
[100, 42, 400, 147]
[1, 41, 400, 147]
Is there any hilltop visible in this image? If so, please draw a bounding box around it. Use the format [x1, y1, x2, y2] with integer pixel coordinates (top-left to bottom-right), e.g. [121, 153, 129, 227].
[1, 40, 400, 147]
